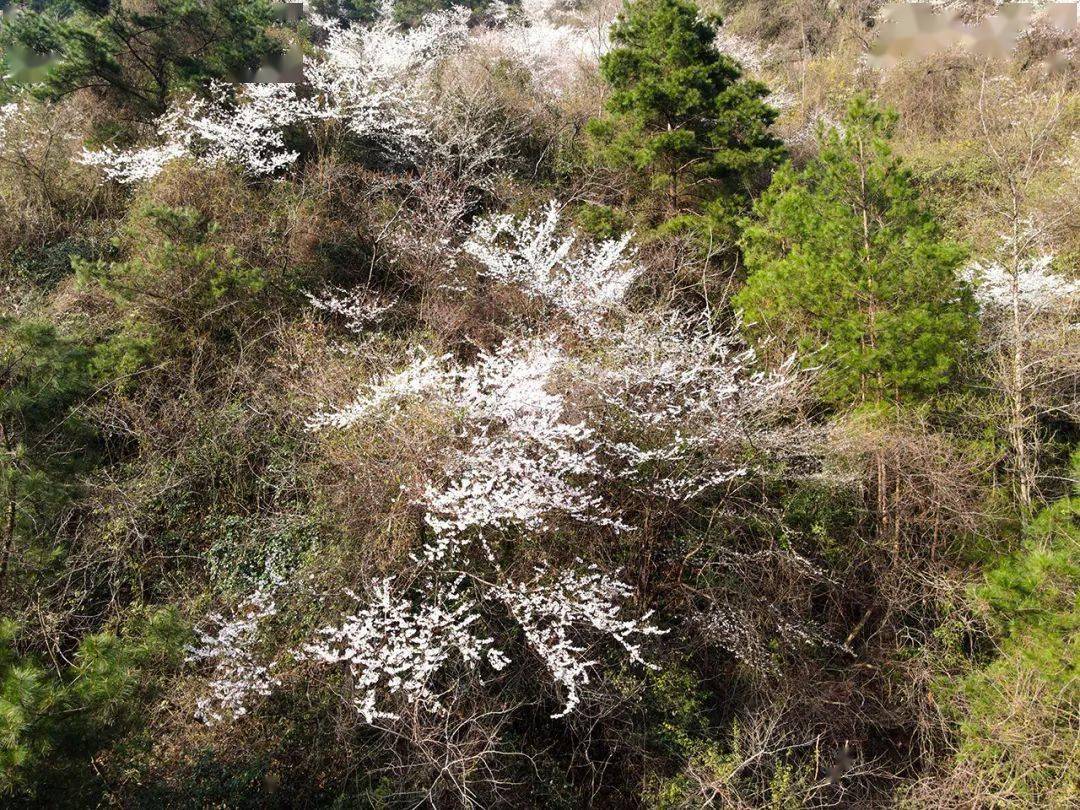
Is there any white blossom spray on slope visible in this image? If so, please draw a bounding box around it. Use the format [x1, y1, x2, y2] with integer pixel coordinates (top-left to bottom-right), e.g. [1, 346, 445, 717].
[186, 580, 281, 723]
[80, 7, 469, 182]
[464, 201, 642, 335]
[476, 0, 609, 95]
[965, 252, 1080, 313]
[81, 82, 323, 183]
[303, 576, 509, 723]
[306, 6, 470, 157]
[194, 199, 800, 725]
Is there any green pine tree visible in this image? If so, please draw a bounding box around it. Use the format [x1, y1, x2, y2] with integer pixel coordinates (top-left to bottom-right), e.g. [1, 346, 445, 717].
[586, 0, 783, 231]
[1, 610, 187, 801]
[935, 448, 1079, 805]
[1, 0, 275, 119]
[734, 97, 977, 404]
[0, 318, 97, 591]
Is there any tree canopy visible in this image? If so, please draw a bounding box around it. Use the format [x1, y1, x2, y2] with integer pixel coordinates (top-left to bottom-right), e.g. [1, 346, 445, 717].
[1, 0, 275, 119]
[735, 97, 978, 403]
[587, 0, 782, 228]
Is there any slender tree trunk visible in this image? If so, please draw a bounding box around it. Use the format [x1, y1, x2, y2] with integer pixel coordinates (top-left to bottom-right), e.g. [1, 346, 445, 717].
[1007, 200, 1034, 511]
[877, 452, 889, 547]
[0, 421, 16, 587]
[857, 133, 883, 400]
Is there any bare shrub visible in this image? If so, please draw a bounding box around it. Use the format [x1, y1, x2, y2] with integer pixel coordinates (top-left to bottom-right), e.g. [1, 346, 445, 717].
[877, 53, 977, 139]
[828, 412, 990, 560]
[0, 98, 121, 289]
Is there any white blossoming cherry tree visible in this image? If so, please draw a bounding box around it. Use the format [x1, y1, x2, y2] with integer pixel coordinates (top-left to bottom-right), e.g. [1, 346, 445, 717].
[185, 196, 798, 729]
[79, 6, 470, 183]
[81, 82, 322, 183]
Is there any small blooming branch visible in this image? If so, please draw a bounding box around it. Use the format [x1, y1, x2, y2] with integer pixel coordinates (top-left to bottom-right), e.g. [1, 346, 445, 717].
[186, 582, 281, 724]
[463, 201, 642, 334]
[301, 577, 508, 723]
[80, 140, 189, 185]
[965, 253, 1080, 313]
[494, 563, 665, 718]
[306, 287, 395, 334]
[306, 349, 451, 431]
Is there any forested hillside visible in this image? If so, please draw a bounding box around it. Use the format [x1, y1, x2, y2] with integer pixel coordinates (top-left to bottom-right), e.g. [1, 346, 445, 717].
[0, 0, 1077, 806]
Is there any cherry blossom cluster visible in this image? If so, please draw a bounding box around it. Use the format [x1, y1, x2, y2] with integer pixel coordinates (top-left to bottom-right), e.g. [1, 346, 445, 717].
[80, 6, 468, 182]
[302, 577, 508, 723]
[81, 82, 321, 182]
[302, 562, 664, 722]
[310, 223, 794, 527]
[966, 254, 1080, 313]
[170, 82, 322, 174]
[306, 286, 394, 334]
[414, 340, 617, 559]
[186, 582, 280, 724]
[463, 202, 641, 334]
[72, 6, 603, 184]
[585, 312, 795, 502]
[309, 338, 616, 554]
[302, 335, 665, 720]
[306, 7, 470, 157]
[477, 0, 608, 95]
[494, 563, 665, 717]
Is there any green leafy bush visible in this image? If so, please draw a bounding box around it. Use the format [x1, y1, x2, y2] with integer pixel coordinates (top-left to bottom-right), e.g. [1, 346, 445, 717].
[0, 317, 100, 588]
[74, 203, 269, 360]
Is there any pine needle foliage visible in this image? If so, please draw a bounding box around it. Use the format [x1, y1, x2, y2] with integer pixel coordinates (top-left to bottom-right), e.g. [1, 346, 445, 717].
[735, 97, 978, 404]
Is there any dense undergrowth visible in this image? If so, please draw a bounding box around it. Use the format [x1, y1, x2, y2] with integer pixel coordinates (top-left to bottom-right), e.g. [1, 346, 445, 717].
[0, 0, 1077, 806]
